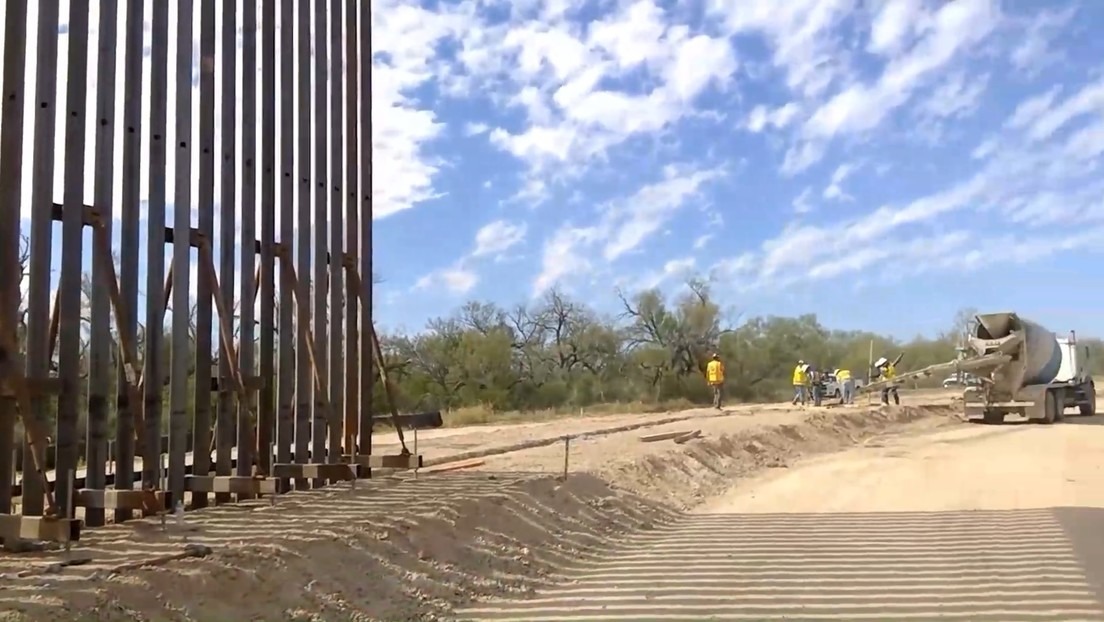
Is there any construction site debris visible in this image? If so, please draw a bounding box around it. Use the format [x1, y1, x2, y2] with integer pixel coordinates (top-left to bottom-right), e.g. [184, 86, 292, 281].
[673, 430, 702, 444]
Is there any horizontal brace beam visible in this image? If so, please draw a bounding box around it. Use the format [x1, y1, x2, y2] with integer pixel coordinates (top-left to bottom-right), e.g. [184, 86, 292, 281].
[271, 463, 360, 481]
[210, 375, 266, 392]
[370, 411, 443, 430]
[49, 202, 264, 251]
[343, 454, 423, 470]
[49, 201, 96, 226]
[184, 475, 283, 495]
[0, 377, 65, 398]
[74, 489, 172, 513]
[0, 514, 81, 544]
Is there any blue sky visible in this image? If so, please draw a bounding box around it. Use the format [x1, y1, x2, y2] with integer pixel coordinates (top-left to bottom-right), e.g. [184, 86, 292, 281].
[7, 0, 1104, 342]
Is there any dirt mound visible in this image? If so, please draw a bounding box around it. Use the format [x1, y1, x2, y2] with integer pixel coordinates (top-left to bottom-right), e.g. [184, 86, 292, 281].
[0, 405, 956, 622]
[604, 404, 957, 510]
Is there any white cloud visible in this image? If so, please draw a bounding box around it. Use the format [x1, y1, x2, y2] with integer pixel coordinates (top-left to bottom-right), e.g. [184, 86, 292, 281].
[636, 256, 695, 290]
[822, 163, 857, 202]
[532, 164, 722, 295]
[709, 72, 1104, 292]
[792, 187, 814, 214]
[463, 121, 490, 136]
[867, 0, 925, 57]
[472, 219, 527, 258]
[745, 102, 801, 133]
[414, 264, 478, 294]
[708, 0, 855, 98]
[726, 0, 1004, 175]
[1010, 6, 1077, 76]
[462, 0, 737, 197]
[414, 217, 528, 295]
[919, 71, 988, 120]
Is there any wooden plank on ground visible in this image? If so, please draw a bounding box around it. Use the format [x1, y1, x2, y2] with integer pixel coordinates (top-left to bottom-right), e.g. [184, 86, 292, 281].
[673, 430, 702, 444]
[640, 430, 693, 443]
[423, 459, 485, 474]
[344, 453, 422, 470]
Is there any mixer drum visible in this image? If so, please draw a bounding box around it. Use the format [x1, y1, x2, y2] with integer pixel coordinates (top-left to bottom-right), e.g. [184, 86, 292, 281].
[974, 313, 1063, 388]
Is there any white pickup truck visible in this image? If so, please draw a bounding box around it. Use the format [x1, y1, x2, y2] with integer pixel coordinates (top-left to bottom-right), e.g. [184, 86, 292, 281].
[822, 373, 866, 399]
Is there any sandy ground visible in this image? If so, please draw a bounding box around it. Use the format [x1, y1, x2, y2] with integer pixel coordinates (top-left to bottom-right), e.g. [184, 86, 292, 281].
[461, 415, 1104, 621]
[0, 394, 964, 622]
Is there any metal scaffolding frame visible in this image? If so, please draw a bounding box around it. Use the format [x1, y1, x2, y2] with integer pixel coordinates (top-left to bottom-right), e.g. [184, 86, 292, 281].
[0, 0, 408, 546]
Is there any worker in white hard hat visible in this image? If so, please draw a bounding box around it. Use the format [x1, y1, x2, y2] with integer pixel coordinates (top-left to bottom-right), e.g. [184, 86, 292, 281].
[792, 359, 808, 406]
[873, 356, 900, 405]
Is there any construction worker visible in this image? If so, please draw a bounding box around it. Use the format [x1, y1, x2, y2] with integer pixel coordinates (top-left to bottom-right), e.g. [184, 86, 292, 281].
[874, 356, 900, 405]
[836, 368, 855, 405]
[809, 365, 823, 406]
[706, 353, 725, 409]
[792, 360, 808, 406]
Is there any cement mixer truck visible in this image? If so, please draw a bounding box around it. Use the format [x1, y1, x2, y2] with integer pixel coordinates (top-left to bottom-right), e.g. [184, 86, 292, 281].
[861, 312, 1096, 424]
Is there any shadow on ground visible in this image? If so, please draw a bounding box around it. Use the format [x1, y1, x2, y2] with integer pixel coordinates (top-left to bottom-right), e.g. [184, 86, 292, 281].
[0, 471, 684, 622]
[459, 507, 1104, 622]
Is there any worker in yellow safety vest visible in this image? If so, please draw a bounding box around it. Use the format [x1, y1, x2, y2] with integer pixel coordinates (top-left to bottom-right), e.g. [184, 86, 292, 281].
[792, 360, 808, 406]
[874, 357, 900, 405]
[835, 368, 855, 405]
[706, 353, 725, 409]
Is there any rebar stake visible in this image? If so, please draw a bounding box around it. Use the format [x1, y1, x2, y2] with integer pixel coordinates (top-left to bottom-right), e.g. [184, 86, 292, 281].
[413, 426, 419, 480]
[561, 435, 571, 481]
[64, 469, 75, 554]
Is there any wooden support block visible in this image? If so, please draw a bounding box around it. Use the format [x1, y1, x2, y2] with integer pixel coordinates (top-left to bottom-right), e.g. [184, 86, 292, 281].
[672, 430, 702, 444]
[640, 430, 692, 443]
[74, 489, 171, 513]
[184, 475, 282, 495]
[345, 454, 423, 470]
[0, 514, 81, 544]
[272, 463, 360, 481]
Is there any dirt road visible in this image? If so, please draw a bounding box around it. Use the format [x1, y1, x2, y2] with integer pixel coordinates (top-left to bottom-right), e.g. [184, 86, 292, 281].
[461, 418, 1104, 621]
[0, 402, 958, 621]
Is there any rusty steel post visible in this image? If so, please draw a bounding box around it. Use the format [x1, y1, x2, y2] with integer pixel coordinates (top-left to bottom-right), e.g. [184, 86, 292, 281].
[312, 0, 329, 487]
[239, 0, 259, 488]
[328, 0, 345, 475]
[0, 0, 29, 514]
[0, 82, 17, 495]
[24, 0, 63, 517]
[277, 0, 297, 488]
[359, 0, 374, 460]
[345, 0, 361, 458]
[217, 0, 239, 504]
[193, 0, 217, 510]
[57, 0, 93, 519]
[144, 0, 170, 491]
[169, 0, 195, 505]
[86, 0, 120, 529]
[115, 0, 145, 522]
[259, 0, 277, 478]
[294, 0, 313, 489]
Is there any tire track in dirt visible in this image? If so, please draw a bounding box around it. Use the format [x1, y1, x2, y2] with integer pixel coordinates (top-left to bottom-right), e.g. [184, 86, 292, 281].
[460, 509, 1104, 621]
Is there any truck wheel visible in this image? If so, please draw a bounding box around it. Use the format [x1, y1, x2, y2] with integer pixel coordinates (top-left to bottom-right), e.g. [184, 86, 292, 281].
[1040, 390, 1059, 424]
[982, 410, 1003, 425]
[1080, 386, 1096, 416]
